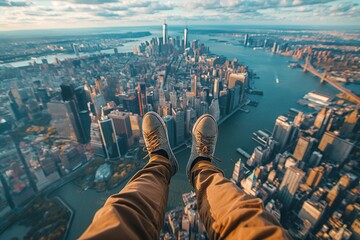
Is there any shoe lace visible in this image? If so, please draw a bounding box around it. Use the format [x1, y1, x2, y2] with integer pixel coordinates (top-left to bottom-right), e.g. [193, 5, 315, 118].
[143, 127, 162, 159]
[194, 131, 221, 163]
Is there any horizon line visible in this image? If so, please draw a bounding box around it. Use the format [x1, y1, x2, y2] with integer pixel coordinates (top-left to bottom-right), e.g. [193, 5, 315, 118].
[1, 23, 360, 33]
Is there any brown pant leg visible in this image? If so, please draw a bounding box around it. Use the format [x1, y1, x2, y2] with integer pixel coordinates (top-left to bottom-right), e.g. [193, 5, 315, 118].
[190, 161, 291, 240]
[80, 155, 171, 240]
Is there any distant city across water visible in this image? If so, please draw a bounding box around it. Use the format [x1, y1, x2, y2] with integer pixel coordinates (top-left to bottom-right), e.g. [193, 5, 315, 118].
[0, 27, 342, 239]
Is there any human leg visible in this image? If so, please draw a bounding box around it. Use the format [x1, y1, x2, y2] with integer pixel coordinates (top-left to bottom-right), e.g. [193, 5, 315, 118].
[80, 112, 178, 240]
[187, 114, 290, 240]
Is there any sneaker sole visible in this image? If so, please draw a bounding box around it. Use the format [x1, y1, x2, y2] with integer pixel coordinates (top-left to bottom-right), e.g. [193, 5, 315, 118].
[148, 112, 179, 175]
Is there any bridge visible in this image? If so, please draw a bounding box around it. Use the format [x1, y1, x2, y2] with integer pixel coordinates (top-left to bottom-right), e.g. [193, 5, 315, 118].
[302, 57, 360, 104]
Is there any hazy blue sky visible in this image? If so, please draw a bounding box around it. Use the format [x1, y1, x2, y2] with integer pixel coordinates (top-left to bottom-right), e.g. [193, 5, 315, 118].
[0, 0, 359, 31]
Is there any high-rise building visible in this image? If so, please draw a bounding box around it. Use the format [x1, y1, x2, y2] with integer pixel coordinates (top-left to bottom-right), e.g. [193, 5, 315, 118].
[199, 101, 209, 116]
[293, 136, 317, 162]
[298, 200, 326, 227]
[231, 159, 245, 184]
[272, 42, 277, 53]
[308, 151, 322, 167]
[98, 118, 120, 159]
[172, 108, 185, 145]
[228, 73, 247, 103]
[272, 116, 297, 153]
[60, 82, 75, 101]
[209, 98, 220, 122]
[184, 27, 188, 50]
[306, 166, 324, 188]
[123, 94, 140, 114]
[162, 21, 168, 45]
[326, 184, 340, 207]
[314, 107, 333, 137]
[74, 86, 89, 112]
[247, 146, 264, 167]
[93, 94, 106, 117]
[340, 108, 359, 136]
[48, 101, 85, 143]
[318, 131, 353, 165]
[163, 115, 175, 147]
[185, 107, 195, 137]
[129, 114, 142, 139]
[294, 111, 305, 127]
[90, 122, 106, 157]
[191, 75, 197, 96]
[79, 110, 91, 142]
[241, 170, 258, 196]
[263, 39, 268, 48]
[108, 110, 134, 148]
[137, 82, 147, 116]
[0, 135, 36, 207]
[213, 78, 220, 99]
[278, 166, 305, 209]
[59, 145, 85, 171]
[244, 34, 249, 46]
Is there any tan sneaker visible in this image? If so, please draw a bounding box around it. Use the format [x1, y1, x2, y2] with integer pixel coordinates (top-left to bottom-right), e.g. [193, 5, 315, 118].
[142, 111, 178, 176]
[186, 114, 218, 180]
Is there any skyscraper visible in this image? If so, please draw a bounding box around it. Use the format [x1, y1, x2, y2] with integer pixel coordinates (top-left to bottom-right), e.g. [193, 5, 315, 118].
[137, 82, 147, 116]
[244, 34, 249, 46]
[228, 73, 247, 103]
[0, 135, 36, 207]
[209, 98, 220, 122]
[98, 118, 120, 159]
[48, 101, 85, 143]
[74, 86, 89, 112]
[172, 108, 185, 145]
[340, 108, 359, 136]
[162, 21, 168, 45]
[163, 115, 175, 147]
[306, 166, 324, 188]
[199, 101, 209, 116]
[231, 159, 245, 184]
[272, 116, 297, 153]
[93, 94, 106, 117]
[278, 166, 305, 209]
[90, 122, 106, 157]
[108, 110, 134, 148]
[318, 131, 353, 165]
[308, 151, 322, 168]
[272, 42, 277, 53]
[129, 114, 141, 139]
[293, 136, 317, 162]
[314, 107, 332, 137]
[213, 78, 220, 99]
[60, 82, 75, 101]
[184, 27, 188, 50]
[191, 75, 197, 96]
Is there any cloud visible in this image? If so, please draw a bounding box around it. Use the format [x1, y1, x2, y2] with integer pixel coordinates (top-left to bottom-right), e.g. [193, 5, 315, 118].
[95, 11, 120, 18]
[1, 0, 359, 30]
[91, 1, 173, 18]
[0, 0, 31, 7]
[181, 0, 337, 12]
[58, 0, 119, 4]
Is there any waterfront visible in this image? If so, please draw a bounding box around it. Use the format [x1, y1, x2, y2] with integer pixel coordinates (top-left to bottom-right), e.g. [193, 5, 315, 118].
[41, 34, 338, 239]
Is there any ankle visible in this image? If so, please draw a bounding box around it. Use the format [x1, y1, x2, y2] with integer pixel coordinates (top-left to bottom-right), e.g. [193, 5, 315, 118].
[152, 149, 169, 159]
[190, 156, 211, 171]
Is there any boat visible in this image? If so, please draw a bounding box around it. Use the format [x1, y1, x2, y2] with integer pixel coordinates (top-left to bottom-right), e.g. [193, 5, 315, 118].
[276, 77, 280, 84]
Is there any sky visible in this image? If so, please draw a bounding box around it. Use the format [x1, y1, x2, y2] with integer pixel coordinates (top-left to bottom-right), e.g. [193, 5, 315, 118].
[0, 0, 359, 31]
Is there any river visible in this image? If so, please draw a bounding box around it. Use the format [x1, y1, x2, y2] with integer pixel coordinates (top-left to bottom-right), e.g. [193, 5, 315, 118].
[2, 30, 338, 239]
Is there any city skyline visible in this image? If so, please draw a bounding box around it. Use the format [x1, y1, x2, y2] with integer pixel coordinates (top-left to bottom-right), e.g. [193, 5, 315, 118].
[0, 17, 359, 239]
[0, 0, 360, 31]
